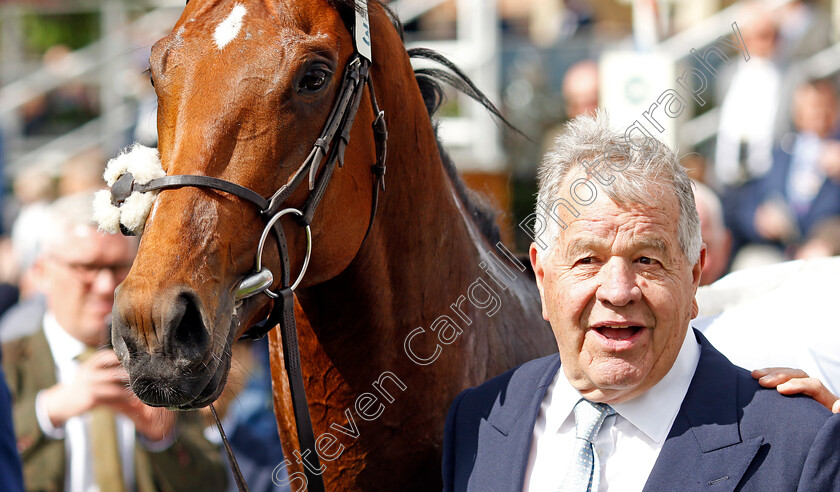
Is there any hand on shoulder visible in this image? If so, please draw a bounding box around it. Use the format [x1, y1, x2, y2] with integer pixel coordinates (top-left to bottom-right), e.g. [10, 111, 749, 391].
[752, 367, 840, 413]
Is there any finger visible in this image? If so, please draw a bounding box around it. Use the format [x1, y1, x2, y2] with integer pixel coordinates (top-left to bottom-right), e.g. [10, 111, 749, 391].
[752, 367, 809, 385]
[83, 352, 123, 370]
[776, 378, 838, 410]
[106, 400, 146, 417]
[752, 367, 788, 378]
[90, 383, 136, 404]
[88, 368, 130, 386]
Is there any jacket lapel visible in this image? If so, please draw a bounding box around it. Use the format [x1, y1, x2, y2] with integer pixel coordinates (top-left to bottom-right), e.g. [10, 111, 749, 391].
[467, 355, 561, 492]
[643, 330, 762, 492]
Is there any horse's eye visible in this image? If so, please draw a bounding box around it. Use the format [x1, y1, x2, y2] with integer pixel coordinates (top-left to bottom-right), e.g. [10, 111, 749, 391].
[144, 67, 155, 88]
[298, 66, 330, 94]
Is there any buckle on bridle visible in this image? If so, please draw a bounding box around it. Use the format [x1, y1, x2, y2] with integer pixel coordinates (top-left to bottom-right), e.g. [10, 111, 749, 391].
[235, 208, 312, 300]
[110, 173, 136, 206]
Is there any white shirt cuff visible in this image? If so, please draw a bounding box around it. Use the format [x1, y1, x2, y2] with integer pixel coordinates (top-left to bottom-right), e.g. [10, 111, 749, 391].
[35, 390, 65, 440]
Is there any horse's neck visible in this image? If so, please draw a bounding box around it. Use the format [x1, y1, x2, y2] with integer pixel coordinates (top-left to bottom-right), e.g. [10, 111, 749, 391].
[296, 94, 547, 375]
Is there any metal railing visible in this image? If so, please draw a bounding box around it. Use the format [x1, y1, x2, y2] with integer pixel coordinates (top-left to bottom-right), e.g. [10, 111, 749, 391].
[0, 0, 184, 176]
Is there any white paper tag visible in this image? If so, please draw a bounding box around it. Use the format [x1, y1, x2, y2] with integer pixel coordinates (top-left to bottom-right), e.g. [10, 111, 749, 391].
[354, 0, 372, 62]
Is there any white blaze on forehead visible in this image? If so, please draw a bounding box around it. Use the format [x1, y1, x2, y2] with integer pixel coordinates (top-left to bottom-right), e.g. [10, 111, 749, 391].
[214, 4, 247, 50]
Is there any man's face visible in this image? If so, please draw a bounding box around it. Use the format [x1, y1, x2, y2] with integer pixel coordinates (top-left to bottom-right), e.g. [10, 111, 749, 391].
[696, 199, 729, 286]
[793, 85, 838, 138]
[40, 226, 136, 347]
[531, 182, 704, 404]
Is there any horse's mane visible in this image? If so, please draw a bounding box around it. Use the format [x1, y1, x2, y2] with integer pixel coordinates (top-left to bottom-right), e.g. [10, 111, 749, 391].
[327, 0, 508, 245]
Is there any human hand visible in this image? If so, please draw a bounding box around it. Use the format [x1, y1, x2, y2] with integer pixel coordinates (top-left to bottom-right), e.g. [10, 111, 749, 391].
[752, 367, 840, 413]
[108, 397, 177, 442]
[42, 349, 130, 427]
[754, 201, 796, 242]
[43, 349, 177, 439]
[818, 140, 840, 183]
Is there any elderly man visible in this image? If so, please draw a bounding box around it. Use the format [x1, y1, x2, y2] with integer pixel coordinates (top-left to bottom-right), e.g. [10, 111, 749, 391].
[2, 192, 227, 492]
[442, 113, 840, 491]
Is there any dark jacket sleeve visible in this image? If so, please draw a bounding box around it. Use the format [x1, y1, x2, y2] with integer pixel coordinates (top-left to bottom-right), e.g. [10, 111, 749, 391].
[798, 412, 840, 491]
[442, 389, 469, 492]
[0, 355, 24, 492]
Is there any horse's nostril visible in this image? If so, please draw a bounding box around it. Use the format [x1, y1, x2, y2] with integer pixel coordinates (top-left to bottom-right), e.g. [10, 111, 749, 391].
[168, 292, 209, 358]
[111, 327, 131, 362]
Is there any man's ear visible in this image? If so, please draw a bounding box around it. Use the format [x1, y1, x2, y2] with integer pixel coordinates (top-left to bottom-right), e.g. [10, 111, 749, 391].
[693, 245, 707, 287]
[29, 257, 49, 293]
[530, 243, 550, 322]
[691, 245, 706, 319]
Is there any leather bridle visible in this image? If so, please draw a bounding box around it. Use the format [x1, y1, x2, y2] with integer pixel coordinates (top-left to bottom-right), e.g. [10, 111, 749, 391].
[108, 3, 385, 491]
[111, 55, 386, 324]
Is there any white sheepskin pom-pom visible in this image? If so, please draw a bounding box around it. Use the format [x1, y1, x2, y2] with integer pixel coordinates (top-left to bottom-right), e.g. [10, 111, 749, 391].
[126, 146, 165, 183]
[103, 144, 163, 186]
[98, 143, 167, 235]
[103, 149, 132, 187]
[120, 190, 159, 235]
[92, 189, 121, 234]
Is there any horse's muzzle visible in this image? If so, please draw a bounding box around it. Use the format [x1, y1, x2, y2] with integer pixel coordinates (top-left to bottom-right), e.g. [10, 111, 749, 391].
[111, 284, 230, 407]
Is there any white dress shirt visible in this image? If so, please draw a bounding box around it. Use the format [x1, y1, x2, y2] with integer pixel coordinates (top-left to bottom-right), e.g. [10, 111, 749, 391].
[524, 327, 701, 492]
[34, 313, 136, 492]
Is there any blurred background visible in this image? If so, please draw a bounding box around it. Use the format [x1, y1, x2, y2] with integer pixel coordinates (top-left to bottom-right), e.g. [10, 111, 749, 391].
[1, 0, 840, 282]
[2, 2, 840, 486]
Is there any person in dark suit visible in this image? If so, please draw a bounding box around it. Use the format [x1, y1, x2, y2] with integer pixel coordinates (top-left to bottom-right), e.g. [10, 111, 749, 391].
[0, 346, 24, 492]
[726, 78, 840, 258]
[442, 112, 840, 491]
[2, 192, 227, 492]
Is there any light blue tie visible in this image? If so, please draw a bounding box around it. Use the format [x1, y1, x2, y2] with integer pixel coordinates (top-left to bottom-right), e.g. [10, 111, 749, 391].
[558, 399, 616, 492]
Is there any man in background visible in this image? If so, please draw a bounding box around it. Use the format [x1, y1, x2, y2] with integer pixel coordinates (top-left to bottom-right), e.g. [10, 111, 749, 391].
[561, 60, 599, 120]
[726, 78, 840, 264]
[693, 181, 732, 285]
[2, 192, 227, 492]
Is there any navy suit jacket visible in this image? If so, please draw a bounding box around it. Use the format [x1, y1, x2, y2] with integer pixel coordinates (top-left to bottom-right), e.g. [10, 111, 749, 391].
[725, 144, 840, 250]
[442, 330, 840, 491]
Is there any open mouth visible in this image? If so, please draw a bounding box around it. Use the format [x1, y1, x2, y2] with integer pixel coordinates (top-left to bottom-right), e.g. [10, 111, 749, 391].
[593, 325, 643, 341]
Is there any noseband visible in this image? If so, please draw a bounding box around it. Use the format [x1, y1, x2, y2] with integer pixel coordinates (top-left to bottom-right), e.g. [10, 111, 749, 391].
[107, 3, 385, 491]
[111, 54, 386, 322]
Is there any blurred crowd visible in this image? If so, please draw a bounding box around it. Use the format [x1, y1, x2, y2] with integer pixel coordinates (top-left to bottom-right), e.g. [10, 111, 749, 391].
[518, 0, 840, 284]
[0, 0, 839, 490]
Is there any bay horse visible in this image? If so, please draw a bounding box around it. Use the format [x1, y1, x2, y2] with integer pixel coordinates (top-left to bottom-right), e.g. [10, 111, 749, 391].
[108, 0, 555, 489]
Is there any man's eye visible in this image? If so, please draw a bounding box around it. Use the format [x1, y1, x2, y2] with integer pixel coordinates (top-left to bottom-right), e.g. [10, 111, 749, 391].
[577, 257, 595, 265]
[638, 256, 655, 265]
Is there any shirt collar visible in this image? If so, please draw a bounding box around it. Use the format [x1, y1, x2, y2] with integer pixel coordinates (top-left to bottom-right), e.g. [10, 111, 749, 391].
[611, 327, 700, 443]
[42, 312, 88, 363]
[549, 327, 701, 443]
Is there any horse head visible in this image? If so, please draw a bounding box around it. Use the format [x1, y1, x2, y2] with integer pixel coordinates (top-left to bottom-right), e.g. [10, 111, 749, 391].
[110, 0, 399, 408]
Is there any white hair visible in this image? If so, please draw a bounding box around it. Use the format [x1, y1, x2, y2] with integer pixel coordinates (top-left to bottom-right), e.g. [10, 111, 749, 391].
[10, 203, 51, 272]
[535, 110, 702, 263]
[40, 192, 100, 255]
